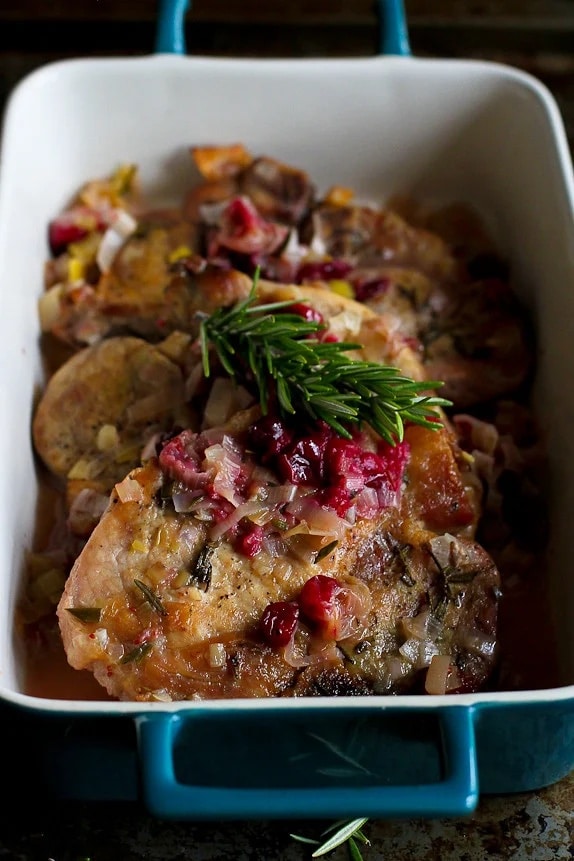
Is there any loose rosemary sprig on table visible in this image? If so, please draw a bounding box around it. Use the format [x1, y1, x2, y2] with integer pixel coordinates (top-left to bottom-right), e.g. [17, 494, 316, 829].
[199, 273, 450, 443]
[291, 818, 371, 859]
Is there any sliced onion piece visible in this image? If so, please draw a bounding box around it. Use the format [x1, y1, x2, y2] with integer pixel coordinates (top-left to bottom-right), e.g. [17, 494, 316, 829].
[202, 377, 253, 428]
[399, 637, 420, 664]
[38, 284, 63, 331]
[458, 628, 497, 658]
[333, 578, 373, 640]
[282, 632, 313, 668]
[208, 642, 227, 668]
[68, 487, 109, 535]
[307, 638, 341, 664]
[354, 486, 379, 518]
[261, 532, 287, 558]
[265, 484, 299, 506]
[429, 534, 456, 570]
[386, 656, 412, 683]
[286, 496, 349, 539]
[96, 209, 137, 272]
[401, 610, 431, 640]
[115, 475, 145, 503]
[418, 639, 440, 669]
[424, 654, 452, 695]
[172, 487, 205, 513]
[203, 439, 244, 506]
[282, 228, 309, 265]
[209, 500, 264, 540]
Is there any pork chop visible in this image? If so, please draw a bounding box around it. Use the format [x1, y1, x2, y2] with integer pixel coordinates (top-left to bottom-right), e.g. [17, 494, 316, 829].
[57, 285, 498, 701]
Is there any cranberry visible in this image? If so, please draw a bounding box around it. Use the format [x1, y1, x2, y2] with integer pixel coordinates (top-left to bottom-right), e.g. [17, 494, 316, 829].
[248, 415, 294, 461]
[299, 575, 343, 639]
[48, 207, 105, 256]
[326, 439, 370, 486]
[276, 436, 321, 484]
[376, 439, 410, 493]
[297, 259, 353, 283]
[208, 497, 235, 525]
[284, 303, 324, 324]
[319, 484, 352, 517]
[226, 196, 259, 234]
[275, 425, 332, 486]
[234, 524, 264, 558]
[213, 196, 289, 256]
[353, 277, 391, 303]
[260, 601, 299, 647]
[159, 430, 202, 485]
[276, 450, 315, 485]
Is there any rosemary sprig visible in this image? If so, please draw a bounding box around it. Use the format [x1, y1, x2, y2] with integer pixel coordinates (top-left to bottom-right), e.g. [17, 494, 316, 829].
[199, 273, 450, 443]
[290, 818, 371, 859]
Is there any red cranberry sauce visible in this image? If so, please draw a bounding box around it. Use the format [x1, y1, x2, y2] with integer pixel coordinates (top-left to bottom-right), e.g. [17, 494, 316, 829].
[284, 302, 324, 324]
[352, 275, 391, 303]
[249, 415, 410, 518]
[294, 259, 391, 305]
[159, 417, 409, 557]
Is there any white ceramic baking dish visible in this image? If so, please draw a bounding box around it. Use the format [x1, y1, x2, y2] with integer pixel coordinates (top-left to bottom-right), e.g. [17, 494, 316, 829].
[0, 2, 573, 820]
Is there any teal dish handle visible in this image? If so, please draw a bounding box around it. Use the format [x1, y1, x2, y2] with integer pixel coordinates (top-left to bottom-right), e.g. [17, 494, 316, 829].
[155, 0, 191, 55]
[135, 707, 478, 820]
[154, 0, 411, 57]
[378, 0, 411, 56]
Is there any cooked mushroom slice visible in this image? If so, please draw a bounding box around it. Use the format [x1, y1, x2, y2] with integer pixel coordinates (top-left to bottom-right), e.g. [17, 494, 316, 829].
[185, 145, 315, 227]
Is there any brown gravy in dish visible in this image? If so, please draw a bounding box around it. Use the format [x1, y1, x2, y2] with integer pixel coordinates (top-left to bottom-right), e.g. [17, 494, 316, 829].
[20, 148, 564, 700]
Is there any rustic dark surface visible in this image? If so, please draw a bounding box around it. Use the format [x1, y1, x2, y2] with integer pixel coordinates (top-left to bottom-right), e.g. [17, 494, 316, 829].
[0, 1, 573, 858]
[0, 777, 572, 860]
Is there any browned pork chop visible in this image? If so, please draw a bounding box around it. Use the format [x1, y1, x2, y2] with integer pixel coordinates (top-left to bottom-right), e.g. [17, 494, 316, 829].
[307, 202, 533, 409]
[57, 285, 498, 701]
[57, 424, 498, 701]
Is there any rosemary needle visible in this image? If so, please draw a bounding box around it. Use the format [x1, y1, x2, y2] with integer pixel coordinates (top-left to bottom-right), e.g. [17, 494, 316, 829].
[199, 272, 450, 443]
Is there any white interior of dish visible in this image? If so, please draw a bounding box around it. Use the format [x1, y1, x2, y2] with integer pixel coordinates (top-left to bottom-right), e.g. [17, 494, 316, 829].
[0, 54, 573, 712]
